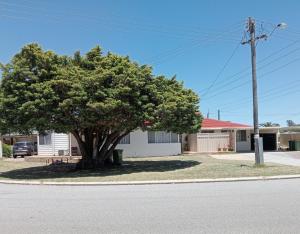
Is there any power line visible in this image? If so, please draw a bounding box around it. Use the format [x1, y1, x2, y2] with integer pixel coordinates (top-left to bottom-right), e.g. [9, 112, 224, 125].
[202, 56, 300, 102]
[0, 1, 243, 41]
[202, 46, 300, 100]
[219, 80, 300, 111]
[148, 26, 244, 65]
[199, 39, 300, 94]
[201, 41, 241, 97]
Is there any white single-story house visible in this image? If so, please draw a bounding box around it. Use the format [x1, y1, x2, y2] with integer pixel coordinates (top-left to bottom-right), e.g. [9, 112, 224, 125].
[0, 130, 181, 158]
[184, 118, 280, 153]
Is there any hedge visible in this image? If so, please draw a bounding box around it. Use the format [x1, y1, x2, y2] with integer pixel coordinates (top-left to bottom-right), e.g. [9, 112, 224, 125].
[2, 144, 12, 157]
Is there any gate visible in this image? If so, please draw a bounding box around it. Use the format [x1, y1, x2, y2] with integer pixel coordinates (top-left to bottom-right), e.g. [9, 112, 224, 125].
[197, 133, 230, 152]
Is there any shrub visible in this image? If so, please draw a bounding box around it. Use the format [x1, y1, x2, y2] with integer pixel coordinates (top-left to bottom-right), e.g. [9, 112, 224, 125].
[2, 144, 12, 157]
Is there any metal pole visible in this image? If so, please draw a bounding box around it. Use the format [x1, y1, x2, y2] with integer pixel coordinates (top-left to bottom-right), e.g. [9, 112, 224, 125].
[249, 17, 264, 165]
[218, 109, 220, 120]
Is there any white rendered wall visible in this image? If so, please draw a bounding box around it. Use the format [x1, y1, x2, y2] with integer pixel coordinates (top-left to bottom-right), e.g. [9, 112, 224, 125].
[116, 130, 181, 157]
[70, 130, 181, 157]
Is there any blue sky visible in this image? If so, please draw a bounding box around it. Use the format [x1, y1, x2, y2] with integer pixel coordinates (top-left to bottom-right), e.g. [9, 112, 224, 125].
[0, 0, 300, 126]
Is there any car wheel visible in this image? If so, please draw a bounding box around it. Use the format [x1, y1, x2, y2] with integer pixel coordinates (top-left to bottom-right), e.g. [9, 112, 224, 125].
[13, 155, 17, 159]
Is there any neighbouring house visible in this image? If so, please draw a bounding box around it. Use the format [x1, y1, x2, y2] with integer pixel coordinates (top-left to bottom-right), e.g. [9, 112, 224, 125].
[0, 130, 181, 158]
[279, 126, 300, 150]
[183, 118, 280, 153]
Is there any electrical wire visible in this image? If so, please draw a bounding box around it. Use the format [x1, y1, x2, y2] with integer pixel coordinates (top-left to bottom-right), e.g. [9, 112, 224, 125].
[201, 41, 241, 97]
[202, 45, 300, 100]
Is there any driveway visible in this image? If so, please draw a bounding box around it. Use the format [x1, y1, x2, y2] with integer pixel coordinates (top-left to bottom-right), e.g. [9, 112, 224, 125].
[211, 151, 300, 166]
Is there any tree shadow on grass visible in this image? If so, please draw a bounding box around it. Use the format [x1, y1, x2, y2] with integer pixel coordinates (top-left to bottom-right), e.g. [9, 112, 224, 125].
[0, 160, 201, 180]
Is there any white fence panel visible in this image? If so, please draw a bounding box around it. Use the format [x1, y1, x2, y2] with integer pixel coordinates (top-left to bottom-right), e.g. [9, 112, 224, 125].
[197, 133, 230, 152]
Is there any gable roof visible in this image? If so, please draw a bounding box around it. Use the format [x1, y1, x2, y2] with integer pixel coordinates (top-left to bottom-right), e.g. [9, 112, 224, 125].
[201, 118, 251, 129]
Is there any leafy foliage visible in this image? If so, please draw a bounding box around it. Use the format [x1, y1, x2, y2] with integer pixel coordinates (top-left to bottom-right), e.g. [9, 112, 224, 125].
[0, 44, 202, 168]
[259, 122, 280, 127]
[2, 144, 12, 158]
[287, 120, 298, 127]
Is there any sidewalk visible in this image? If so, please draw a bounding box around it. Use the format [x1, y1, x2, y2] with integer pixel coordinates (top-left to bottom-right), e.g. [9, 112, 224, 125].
[1, 174, 300, 186]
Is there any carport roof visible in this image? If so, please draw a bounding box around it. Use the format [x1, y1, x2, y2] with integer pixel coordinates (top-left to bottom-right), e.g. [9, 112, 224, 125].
[202, 118, 251, 129]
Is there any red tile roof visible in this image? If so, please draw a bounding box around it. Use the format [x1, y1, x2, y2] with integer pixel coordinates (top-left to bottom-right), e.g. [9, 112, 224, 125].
[201, 118, 251, 129]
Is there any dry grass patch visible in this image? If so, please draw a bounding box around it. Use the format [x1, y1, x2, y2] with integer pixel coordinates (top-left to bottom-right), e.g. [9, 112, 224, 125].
[1, 155, 300, 182]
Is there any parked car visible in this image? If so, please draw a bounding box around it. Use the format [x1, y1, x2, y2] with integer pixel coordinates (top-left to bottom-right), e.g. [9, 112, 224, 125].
[12, 141, 35, 158]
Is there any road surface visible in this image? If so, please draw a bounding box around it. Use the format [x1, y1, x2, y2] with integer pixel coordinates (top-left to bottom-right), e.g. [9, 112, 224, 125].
[1, 179, 300, 234]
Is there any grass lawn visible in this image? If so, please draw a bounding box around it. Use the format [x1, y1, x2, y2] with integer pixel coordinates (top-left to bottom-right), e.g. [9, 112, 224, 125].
[1, 154, 300, 182]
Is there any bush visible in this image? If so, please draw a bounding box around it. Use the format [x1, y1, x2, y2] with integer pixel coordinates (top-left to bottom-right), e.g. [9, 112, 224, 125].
[2, 144, 12, 157]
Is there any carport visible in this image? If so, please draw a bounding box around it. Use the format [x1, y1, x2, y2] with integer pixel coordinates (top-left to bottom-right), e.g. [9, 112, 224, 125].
[1, 134, 38, 155]
[250, 127, 280, 151]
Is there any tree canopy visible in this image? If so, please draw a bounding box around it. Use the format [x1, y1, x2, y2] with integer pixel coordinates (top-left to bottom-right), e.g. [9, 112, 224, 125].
[259, 122, 280, 127]
[0, 44, 202, 168]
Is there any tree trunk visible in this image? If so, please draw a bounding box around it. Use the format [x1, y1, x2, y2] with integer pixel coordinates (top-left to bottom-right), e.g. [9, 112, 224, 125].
[72, 129, 128, 169]
[72, 130, 94, 169]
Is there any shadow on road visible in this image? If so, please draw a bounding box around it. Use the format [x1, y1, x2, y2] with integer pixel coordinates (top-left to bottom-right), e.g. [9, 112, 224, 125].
[0, 159, 200, 180]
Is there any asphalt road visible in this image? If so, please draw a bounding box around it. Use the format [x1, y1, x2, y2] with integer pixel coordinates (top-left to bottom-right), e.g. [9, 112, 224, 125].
[1, 180, 300, 234]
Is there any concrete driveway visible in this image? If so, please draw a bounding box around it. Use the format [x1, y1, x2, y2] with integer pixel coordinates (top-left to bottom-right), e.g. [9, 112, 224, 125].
[211, 151, 300, 166]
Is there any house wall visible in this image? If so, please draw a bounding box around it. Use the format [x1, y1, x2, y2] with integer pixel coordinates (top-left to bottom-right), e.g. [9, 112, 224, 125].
[236, 130, 251, 152]
[53, 133, 70, 155]
[70, 130, 181, 157]
[116, 130, 181, 157]
[236, 128, 280, 152]
[280, 133, 300, 148]
[38, 132, 54, 156]
[38, 132, 70, 156]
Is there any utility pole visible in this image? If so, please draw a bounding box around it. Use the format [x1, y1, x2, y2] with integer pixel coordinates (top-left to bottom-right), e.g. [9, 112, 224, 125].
[242, 17, 266, 165]
[241, 18, 286, 165]
[218, 109, 220, 120]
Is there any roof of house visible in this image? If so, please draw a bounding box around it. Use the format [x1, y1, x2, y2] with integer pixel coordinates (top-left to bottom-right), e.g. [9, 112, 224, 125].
[201, 118, 251, 129]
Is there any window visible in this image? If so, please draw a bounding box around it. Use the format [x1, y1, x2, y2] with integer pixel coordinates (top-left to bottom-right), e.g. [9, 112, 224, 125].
[237, 130, 247, 142]
[39, 133, 52, 145]
[221, 130, 229, 133]
[148, 131, 156, 143]
[201, 130, 215, 133]
[171, 132, 179, 143]
[148, 131, 179, 143]
[119, 134, 130, 144]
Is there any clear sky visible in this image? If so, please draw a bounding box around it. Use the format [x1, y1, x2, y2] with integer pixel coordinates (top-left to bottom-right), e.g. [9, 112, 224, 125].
[1, 0, 300, 126]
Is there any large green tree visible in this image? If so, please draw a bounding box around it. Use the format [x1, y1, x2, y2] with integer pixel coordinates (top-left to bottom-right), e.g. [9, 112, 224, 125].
[0, 44, 202, 168]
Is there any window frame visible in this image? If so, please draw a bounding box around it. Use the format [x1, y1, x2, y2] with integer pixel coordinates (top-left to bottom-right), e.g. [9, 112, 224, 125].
[39, 133, 52, 145]
[148, 131, 179, 144]
[236, 130, 247, 142]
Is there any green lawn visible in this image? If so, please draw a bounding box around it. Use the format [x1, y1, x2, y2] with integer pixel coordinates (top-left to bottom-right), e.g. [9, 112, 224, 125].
[1, 154, 300, 182]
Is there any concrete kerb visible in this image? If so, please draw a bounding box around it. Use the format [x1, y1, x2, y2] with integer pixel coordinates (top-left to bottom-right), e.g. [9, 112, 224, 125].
[1, 174, 300, 186]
